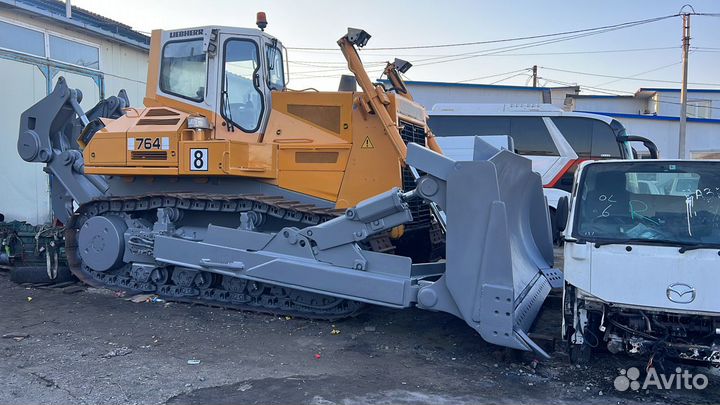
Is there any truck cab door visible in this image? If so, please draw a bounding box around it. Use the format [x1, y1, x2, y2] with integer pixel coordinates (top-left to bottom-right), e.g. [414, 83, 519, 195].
[214, 33, 271, 141]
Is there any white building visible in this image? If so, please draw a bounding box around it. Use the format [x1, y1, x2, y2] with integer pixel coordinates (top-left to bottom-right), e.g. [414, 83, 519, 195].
[0, 0, 149, 224]
[385, 79, 720, 160]
[567, 88, 720, 159]
[384, 80, 579, 108]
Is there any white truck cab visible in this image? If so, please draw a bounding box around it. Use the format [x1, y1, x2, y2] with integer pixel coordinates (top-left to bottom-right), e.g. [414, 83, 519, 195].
[559, 160, 720, 366]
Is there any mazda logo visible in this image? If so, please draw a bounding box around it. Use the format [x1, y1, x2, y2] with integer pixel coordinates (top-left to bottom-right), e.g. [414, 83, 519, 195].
[666, 283, 696, 304]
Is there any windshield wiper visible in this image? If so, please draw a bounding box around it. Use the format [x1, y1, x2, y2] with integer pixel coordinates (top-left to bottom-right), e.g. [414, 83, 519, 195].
[593, 238, 659, 247]
[593, 238, 707, 249]
[678, 244, 720, 253]
[222, 75, 235, 132]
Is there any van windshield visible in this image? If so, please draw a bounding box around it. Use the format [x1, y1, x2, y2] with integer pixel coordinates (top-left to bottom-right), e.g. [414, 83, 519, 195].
[573, 162, 720, 247]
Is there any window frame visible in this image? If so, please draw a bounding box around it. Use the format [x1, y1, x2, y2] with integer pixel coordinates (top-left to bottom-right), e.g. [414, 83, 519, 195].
[265, 42, 285, 91]
[220, 37, 264, 133]
[687, 99, 712, 119]
[0, 17, 46, 58]
[0, 16, 102, 71]
[159, 38, 207, 103]
[47, 32, 101, 70]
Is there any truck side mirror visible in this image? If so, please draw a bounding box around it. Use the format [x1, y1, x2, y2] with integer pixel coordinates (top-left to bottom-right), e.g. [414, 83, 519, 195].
[556, 196, 569, 233]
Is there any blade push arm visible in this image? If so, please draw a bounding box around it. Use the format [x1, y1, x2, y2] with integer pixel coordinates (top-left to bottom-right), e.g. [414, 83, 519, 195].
[337, 29, 407, 162]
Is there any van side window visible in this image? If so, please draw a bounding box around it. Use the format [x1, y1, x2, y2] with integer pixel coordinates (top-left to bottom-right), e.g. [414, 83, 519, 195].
[550, 117, 591, 157]
[509, 117, 558, 156]
[427, 116, 558, 156]
[591, 121, 622, 158]
[427, 116, 510, 138]
[550, 117, 622, 159]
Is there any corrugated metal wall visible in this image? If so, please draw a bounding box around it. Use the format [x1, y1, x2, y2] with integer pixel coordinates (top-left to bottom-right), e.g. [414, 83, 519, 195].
[0, 9, 148, 225]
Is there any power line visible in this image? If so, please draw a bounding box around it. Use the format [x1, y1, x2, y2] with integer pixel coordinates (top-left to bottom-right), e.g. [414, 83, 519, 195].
[541, 66, 720, 86]
[406, 27, 652, 68]
[286, 46, 680, 75]
[542, 76, 720, 111]
[286, 14, 678, 51]
[455, 68, 532, 83]
[287, 19, 679, 71]
[592, 61, 683, 87]
[288, 45, 679, 57]
[488, 73, 531, 85]
[404, 17, 683, 68]
[288, 25, 667, 74]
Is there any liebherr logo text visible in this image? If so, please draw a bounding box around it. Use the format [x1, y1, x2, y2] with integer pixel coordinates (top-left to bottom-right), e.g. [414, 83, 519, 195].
[170, 29, 203, 38]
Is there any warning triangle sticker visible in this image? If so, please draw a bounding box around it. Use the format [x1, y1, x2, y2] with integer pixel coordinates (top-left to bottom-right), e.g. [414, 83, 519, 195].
[361, 136, 374, 149]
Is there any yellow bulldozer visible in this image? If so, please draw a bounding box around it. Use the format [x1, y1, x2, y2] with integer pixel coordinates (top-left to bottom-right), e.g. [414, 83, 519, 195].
[17, 14, 561, 357]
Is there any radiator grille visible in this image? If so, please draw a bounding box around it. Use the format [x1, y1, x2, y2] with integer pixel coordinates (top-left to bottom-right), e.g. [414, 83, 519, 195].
[131, 151, 168, 160]
[398, 120, 431, 230]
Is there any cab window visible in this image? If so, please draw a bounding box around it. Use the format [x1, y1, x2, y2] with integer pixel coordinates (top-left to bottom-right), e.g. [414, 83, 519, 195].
[222, 39, 263, 132]
[266, 44, 285, 91]
[160, 39, 207, 102]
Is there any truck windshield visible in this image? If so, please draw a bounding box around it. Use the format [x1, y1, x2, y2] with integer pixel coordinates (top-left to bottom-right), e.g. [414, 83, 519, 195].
[573, 161, 720, 247]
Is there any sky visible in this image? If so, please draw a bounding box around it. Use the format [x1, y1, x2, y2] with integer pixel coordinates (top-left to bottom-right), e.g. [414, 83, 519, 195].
[71, 0, 720, 93]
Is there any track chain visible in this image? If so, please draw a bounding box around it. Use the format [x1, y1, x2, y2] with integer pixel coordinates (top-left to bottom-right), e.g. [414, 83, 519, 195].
[65, 193, 379, 320]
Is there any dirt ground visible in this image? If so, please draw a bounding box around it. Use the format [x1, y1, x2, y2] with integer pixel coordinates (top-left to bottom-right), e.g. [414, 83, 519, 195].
[0, 267, 718, 405]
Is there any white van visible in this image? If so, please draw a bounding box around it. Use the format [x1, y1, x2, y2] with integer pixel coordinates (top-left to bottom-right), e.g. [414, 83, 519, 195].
[428, 104, 658, 192]
[428, 103, 658, 242]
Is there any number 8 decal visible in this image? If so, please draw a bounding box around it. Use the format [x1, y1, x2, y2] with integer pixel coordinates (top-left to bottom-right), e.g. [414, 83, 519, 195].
[190, 148, 208, 171]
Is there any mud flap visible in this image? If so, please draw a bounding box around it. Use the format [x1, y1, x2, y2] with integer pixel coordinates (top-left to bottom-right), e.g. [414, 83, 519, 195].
[408, 138, 561, 357]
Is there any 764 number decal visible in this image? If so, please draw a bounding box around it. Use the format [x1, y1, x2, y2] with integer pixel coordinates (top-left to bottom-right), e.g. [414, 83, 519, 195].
[128, 137, 170, 151]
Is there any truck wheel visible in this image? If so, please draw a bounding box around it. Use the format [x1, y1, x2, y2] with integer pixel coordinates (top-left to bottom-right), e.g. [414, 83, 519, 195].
[549, 208, 560, 245]
[10, 265, 75, 284]
[569, 342, 592, 364]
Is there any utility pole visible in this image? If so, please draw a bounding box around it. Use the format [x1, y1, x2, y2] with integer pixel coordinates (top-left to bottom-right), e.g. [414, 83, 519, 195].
[532, 65, 538, 88]
[678, 13, 690, 159]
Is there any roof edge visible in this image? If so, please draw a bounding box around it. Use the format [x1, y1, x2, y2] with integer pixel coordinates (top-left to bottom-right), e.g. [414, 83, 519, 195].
[0, 0, 150, 51]
[575, 110, 720, 124]
[379, 79, 577, 93]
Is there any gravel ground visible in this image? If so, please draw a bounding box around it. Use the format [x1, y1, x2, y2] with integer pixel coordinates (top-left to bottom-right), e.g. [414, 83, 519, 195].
[0, 266, 718, 405]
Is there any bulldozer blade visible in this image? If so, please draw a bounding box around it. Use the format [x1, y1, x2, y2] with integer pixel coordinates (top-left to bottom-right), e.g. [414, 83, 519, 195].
[408, 138, 560, 356]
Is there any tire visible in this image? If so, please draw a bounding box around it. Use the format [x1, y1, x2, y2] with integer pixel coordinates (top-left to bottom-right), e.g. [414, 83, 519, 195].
[569, 342, 592, 365]
[10, 265, 76, 284]
[549, 208, 560, 245]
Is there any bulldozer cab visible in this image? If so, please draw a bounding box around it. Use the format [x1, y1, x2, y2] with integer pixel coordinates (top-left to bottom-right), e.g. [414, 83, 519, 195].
[144, 26, 286, 141]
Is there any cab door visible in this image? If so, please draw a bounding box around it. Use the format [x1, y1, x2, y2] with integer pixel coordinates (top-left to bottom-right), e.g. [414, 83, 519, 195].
[214, 33, 270, 141]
